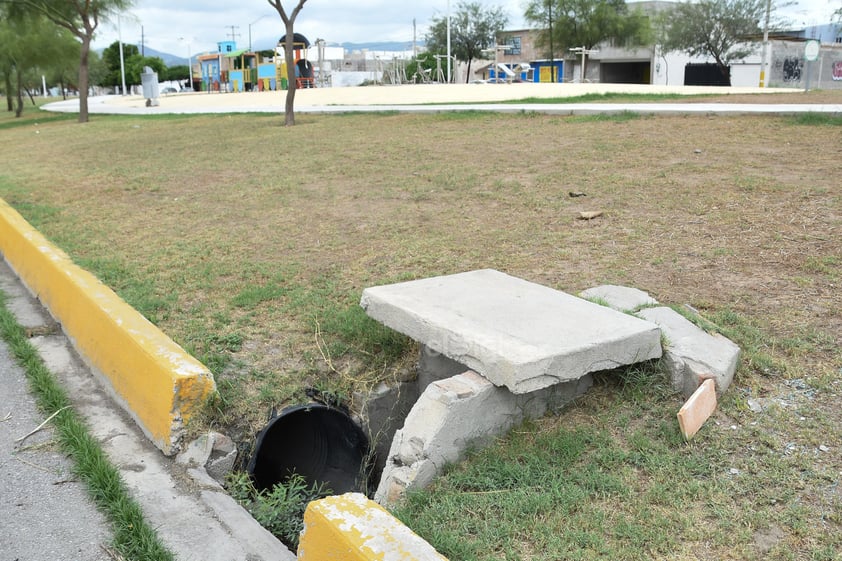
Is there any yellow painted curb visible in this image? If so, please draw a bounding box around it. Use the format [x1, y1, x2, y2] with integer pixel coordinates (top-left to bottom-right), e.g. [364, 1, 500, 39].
[0, 197, 216, 455]
[298, 493, 448, 560]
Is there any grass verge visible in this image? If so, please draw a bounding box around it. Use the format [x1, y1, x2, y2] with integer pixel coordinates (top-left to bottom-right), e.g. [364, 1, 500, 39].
[0, 292, 173, 561]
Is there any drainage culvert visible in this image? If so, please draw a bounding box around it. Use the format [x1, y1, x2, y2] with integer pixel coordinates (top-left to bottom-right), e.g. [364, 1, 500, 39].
[247, 403, 371, 495]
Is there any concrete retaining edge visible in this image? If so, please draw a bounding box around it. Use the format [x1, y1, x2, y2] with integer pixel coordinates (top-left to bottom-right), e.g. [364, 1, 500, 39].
[298, 493, 447, 560]
[0, 197, 216, 455]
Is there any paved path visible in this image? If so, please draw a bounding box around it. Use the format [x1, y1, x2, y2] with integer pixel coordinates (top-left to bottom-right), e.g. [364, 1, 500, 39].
[42, 83, 842, 116]
[0, 334, 111, 561]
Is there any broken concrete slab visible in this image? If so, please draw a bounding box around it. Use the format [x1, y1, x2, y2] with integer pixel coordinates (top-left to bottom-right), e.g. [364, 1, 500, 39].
[678, 379, 717, 439]
[636, 306, 740, 397]
[579, 284, 658, 312]
[361, 269, 662, 394]
[374, 370, 592, 505]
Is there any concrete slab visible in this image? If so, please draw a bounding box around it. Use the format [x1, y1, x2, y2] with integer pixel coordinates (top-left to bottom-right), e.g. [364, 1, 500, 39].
[636, 307, 740, 397]
[579, 285, 658, 312]
[374, 370, 592, 505]
[361, 269, 662, 394]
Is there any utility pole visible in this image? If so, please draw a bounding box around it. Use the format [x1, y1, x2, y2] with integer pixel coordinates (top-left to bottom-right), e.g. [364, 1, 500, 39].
[758, 0, 772, 87]
[413, 18, 417, 59]
[547, 0, 554, 82]
[569, 46, 598, 83]
[227, 25, 241, 44]
[141, 25, 145, 56]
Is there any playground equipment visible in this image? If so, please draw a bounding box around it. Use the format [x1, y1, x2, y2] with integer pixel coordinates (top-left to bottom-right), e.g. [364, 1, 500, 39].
[277, 33, 315, 89]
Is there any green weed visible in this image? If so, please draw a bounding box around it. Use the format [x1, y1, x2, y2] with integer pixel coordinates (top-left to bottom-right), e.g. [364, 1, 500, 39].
[226, 471, 331, 549]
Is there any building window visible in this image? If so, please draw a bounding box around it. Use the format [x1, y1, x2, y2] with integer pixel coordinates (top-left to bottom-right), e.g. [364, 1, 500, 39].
[508, 36, 521, 55]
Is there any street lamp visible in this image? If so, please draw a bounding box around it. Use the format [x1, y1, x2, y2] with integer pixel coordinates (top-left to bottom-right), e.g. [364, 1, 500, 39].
[118, 15, 127, 95]
[446, 0, 451, 83]
[249, 14, 270, 52]
[179, 37, 193, 91]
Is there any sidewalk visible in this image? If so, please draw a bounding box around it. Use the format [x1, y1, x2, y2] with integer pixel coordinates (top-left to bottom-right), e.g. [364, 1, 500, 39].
[42, 83, 842, 116]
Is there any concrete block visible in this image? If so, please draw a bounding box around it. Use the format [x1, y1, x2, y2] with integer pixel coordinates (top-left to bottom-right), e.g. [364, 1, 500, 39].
[636, 307, 740, 397]
[375, 370, 591, 505]
[0, 198, 215, 455]
[176, 432, 237, 485]
[677, 379, 717, 439]
[361, 269, 662, 394]
[579, 284, 658, 312]
[298, 493, 447, 560]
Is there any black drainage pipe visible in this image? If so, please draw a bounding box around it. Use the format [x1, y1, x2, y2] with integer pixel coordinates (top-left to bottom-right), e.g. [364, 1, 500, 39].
[247, 403, 370, 495]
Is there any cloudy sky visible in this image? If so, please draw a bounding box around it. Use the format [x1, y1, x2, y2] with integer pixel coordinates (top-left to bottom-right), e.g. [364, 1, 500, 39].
[92, 0, 840, 58]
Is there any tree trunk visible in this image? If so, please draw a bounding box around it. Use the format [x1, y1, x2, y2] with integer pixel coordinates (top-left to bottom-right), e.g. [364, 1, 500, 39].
[4, 72, 12, 111]
[283, 21, 296, 126]
[78, 34, 91, 123]
[15, 67, 23, 117]
[465, 58, 472, 83]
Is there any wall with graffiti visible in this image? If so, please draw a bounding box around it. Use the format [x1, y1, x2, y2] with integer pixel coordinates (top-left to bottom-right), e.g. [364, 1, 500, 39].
[769, 41, 842, 89]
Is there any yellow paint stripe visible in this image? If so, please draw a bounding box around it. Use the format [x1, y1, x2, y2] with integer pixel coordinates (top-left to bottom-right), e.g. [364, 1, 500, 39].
[0, 197, 215, 455]
[298, 493, 448, 560]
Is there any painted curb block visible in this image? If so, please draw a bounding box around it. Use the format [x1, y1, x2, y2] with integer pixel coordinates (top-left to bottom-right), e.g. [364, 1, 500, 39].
[0, 198, 215, 455]
[298, 493, 448, 560]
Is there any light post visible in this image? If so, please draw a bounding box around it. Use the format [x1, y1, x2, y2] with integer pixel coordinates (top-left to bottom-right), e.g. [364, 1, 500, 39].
[249, 14, 270, 52]
[118, 15, 127, 95]
[179, 37, 192, 91]
[446, 0, 451, 83]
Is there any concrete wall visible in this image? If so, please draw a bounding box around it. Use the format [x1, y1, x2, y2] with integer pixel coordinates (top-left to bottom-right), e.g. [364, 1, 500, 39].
[769, 41, 842, 90]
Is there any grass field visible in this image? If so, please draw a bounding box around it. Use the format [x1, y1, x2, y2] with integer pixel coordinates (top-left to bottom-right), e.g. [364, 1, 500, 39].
[1, 93, 840, 559]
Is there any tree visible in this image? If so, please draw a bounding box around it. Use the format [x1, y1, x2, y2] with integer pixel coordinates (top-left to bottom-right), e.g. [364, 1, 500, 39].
[524, 0, 651, 81]
[0, 6, 78, 116]
[426, 1, 508, 83]
[267, 0, 309, 127]
[100, 40, 139, 87]
[659, 0, 767, 81]
[14, 0, 133, 122]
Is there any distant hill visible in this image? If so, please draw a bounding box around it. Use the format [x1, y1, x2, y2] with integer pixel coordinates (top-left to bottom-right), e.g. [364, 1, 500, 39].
[141, 46, 187, 67]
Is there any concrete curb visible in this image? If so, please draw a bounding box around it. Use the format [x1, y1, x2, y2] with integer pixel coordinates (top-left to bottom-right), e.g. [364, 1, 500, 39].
[298, 493, 447, 560]
[0, 197, 215, 455]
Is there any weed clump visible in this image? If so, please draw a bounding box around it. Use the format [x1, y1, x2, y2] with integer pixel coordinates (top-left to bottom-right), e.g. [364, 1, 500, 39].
[226, 472, 331, 550]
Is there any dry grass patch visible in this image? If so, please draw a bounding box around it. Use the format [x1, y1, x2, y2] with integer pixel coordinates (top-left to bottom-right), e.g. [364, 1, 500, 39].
[1, 102, 840, 556]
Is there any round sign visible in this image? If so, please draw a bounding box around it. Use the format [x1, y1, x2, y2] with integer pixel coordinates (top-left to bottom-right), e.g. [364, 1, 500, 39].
[804, 40, 820, 62]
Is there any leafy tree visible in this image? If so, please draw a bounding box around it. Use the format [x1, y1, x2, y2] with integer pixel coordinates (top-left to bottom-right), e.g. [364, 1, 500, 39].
[124, 54, 165, 85]
[11, 0, 134, 122]
[0, 7, 78, 115]
[100, 40, 139, 87]
[659, 0, 767, 81]
[165, 64, 189, 82]
[524, 0, 651, 80]
[426, 1, 508, 83]
[406, 55, 438, 83]
[267, 0, 309, 126]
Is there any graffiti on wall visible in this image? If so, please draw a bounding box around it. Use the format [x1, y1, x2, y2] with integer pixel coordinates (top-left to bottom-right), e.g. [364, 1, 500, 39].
[833, 61, 842, 81]
[782, 57, 803, 82]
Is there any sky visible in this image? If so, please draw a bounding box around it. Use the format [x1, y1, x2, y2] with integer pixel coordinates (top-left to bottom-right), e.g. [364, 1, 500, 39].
[92, 0, 840, 59]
